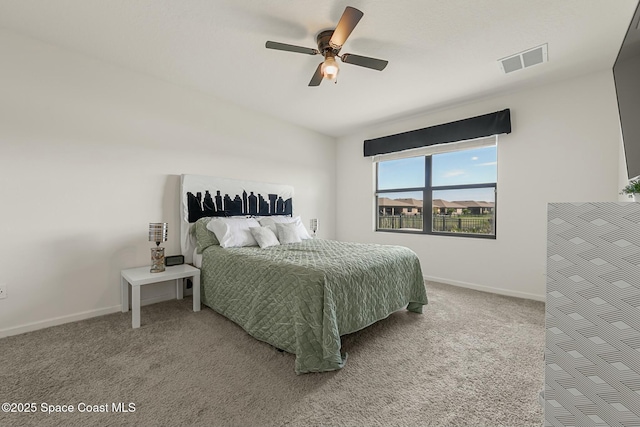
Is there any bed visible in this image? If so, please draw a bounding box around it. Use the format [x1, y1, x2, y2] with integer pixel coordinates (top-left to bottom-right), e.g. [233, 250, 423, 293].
[180, 175, 428, 374]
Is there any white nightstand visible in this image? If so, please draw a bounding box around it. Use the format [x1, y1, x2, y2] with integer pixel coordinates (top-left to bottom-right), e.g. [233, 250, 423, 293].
[121, 264, 201, 328]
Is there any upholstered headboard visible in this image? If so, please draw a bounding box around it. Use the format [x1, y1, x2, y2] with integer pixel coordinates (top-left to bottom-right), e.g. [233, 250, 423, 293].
[180, 174, 294, 262]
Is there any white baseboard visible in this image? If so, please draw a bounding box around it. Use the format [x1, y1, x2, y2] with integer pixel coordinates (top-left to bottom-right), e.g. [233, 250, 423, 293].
[0, 293, 178, 339]
[0, 279, 542, 339]
[139, 293, 176, 307]
[0, 305, 121, 339]
[424, 275, 546, 302]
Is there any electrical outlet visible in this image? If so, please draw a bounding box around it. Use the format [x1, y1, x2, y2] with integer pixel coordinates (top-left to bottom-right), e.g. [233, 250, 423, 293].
[0, 284, 6, 299]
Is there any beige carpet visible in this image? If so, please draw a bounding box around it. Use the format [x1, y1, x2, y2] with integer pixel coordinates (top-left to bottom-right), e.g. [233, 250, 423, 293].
[0, 281, 544, 427]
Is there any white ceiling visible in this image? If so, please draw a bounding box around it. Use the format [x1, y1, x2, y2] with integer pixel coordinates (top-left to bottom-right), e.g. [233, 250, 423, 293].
[0, 0, 638, 137]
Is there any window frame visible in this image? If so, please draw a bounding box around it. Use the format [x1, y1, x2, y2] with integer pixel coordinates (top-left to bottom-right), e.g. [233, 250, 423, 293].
[375, 152, 497, 239]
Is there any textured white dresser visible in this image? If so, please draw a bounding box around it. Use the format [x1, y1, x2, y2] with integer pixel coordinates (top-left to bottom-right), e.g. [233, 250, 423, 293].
[546, 202, 640, 426]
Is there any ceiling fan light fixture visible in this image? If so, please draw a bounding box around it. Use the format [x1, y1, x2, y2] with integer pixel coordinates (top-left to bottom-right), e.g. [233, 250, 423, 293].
[321, 56, 339, 81]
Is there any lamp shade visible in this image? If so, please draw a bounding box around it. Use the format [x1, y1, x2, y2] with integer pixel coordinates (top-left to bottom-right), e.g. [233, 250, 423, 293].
[149, 223, 168, 244]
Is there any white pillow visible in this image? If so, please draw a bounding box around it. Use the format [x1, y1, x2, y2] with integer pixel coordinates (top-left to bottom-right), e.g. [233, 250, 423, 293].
[276, 223, 302, 244]
[258, 215, 311, 240]
[206, 217, 260, 248]
[249, 227, 280, 248]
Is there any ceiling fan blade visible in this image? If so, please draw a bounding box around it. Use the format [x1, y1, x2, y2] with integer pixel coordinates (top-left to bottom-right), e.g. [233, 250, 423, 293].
[309, 63, 324, 86]
[340, 53, 388, 71]
[266, 41, 319, 55]
[329, 6, 364, 49]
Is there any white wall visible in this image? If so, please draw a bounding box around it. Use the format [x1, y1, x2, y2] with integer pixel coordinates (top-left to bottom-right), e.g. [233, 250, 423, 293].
[0, 30, 336, 336]
[620, 135, 634, 201]
[336, 70, 623, 300]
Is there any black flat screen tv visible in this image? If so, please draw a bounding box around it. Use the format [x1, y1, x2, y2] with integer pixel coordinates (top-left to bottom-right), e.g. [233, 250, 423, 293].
[614, 3, 640, 180]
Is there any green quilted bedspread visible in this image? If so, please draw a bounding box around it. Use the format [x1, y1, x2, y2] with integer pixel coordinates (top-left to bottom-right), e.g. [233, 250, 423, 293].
[199, 238, 428, 374]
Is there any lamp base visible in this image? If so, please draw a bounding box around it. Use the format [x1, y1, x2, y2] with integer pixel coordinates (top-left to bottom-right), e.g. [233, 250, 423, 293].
[151, 247, 165, 273]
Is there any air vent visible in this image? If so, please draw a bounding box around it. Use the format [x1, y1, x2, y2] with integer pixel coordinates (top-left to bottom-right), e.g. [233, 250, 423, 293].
[499, 44, 548, 74]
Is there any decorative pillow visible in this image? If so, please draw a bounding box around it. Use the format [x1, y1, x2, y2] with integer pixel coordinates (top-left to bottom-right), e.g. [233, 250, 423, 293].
[257, 218, 277, 234]
[276, 223, 302, 244]
[249, 226, 280, 249]
[194, 217, 219, 253]
[206, 217, 260, 248]
[259, 215, 311, 240]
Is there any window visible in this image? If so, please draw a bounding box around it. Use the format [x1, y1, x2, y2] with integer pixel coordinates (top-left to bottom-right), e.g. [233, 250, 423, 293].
[375, 143, 497, 238]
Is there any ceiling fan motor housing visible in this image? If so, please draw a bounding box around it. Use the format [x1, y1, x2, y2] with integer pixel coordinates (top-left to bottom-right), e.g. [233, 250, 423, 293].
[317, 30, 339, 57]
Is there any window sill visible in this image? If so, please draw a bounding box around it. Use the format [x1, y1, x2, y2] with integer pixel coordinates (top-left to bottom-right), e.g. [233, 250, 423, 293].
[375, 229, 496, 239]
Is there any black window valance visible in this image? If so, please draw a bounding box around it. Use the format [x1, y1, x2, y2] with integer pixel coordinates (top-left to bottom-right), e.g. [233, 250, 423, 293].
[364, 109, 511, 157]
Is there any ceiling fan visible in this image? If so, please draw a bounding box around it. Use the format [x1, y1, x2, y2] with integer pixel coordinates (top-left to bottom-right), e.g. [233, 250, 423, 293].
[265, 6, 388, 86]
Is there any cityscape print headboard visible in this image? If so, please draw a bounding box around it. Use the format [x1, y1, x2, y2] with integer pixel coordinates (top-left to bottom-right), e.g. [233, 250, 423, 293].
[180, 174, 294, 261]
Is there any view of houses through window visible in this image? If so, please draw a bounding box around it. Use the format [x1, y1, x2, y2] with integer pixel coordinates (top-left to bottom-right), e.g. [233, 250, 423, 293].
[376, 144, 497, 237]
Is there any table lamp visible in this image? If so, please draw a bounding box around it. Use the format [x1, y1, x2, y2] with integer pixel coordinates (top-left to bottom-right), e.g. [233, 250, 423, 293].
[149, 223, 168, 273]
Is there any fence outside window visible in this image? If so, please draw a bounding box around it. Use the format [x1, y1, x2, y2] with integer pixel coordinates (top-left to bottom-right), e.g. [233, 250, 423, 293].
[377, 214, 494, 235]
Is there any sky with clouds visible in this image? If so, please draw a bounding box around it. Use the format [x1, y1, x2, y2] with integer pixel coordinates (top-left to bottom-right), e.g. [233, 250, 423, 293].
[378, 145, 497, 202]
